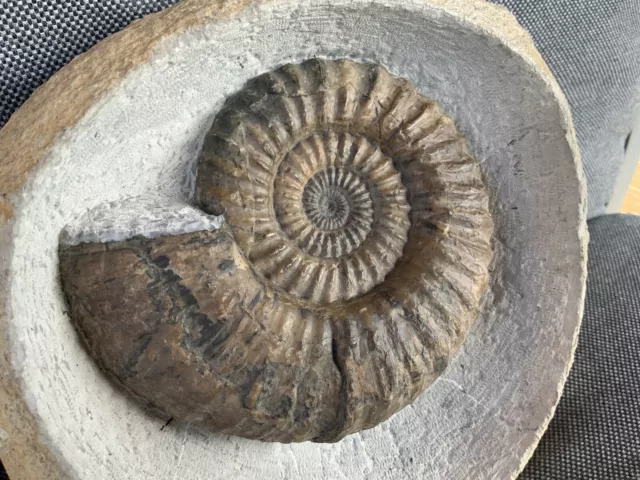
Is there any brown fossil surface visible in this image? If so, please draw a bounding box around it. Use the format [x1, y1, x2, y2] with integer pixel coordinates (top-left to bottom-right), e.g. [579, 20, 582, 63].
[59, 59, 494, 443]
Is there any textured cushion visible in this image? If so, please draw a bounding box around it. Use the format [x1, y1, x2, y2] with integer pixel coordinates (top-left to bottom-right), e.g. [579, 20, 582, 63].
[520, 214, 640, 479]
[1, 1, 639, 216]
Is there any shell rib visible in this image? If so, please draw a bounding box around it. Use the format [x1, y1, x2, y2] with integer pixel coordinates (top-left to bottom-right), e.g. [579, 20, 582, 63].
[59, 59, 494, 443]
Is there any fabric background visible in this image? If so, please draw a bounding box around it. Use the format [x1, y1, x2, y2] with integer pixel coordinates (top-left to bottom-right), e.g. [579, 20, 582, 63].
[0, 1, 639, 479]
[520, 214, 640, 479]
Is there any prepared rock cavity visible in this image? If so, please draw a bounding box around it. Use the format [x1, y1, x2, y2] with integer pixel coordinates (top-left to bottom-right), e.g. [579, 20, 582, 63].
[60, 59, 494, 443]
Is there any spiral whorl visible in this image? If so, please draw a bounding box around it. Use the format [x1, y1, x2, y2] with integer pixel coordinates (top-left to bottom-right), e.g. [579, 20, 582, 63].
[190, 59, 493, 441]
[60, 58, 494, 445]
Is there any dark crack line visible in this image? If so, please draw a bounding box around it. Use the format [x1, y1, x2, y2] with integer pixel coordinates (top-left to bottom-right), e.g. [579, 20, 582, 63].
[314, 328, 349, 443]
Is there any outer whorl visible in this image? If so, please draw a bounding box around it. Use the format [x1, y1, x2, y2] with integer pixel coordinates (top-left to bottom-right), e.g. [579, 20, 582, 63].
[60, 59, 494, 443]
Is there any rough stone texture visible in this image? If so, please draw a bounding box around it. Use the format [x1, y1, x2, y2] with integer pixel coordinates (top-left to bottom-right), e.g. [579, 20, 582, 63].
[59, 60, 493, 443]
[0, 0, 586, 479]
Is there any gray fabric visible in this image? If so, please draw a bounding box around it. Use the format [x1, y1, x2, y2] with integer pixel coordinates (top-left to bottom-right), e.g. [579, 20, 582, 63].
[1, 1, 640, 216]
[520, 214, 640, 479]
[0, 0, 181, 119]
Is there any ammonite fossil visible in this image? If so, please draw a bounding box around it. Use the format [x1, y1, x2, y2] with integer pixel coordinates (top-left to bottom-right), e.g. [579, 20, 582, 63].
[59, 59, 494, 443]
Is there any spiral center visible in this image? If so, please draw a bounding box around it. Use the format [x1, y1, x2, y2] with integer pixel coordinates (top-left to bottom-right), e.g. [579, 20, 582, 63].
[304, 183, 351, 231]
[321, 194, 342, 217]
[266, 133, 411, 300]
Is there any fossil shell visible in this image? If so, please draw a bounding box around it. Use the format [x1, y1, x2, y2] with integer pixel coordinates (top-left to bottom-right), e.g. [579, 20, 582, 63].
[1, 0, 588, 477]
[59, 59, 494, 443]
